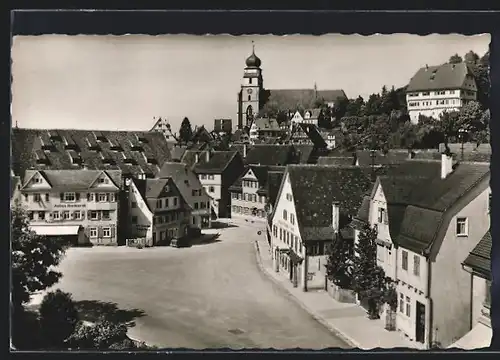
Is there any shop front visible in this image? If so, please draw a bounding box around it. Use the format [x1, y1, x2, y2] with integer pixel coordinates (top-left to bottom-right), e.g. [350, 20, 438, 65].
[30, 225, 85, 246]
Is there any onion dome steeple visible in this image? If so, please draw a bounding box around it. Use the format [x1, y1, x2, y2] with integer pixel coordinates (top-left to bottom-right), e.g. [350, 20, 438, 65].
[245, 42, 261, 68]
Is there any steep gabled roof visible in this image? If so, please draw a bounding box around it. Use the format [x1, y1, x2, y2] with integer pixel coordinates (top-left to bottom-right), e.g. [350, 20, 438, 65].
[318, 156, 356, 166]
[297, 123, 328, 149]
[286, 165, 374, 241]
[463, 231, 491, 280]
[245, 144, 295, 166]
[133, 177, 184, 212]
[253, 118, 281, 131]
[193, 151, 239, 174]
[292, 144, 315, 164]
[406, 62, 477, 92]
[157, 162, 210, 209]
[396, 162, 490, 254]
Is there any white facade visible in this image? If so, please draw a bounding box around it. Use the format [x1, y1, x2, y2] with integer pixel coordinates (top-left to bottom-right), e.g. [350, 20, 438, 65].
[198, 173, 222, 217]
[231, 168, 267, 220]
[128, 181, 154, 244]
[406, 88, 477, 124]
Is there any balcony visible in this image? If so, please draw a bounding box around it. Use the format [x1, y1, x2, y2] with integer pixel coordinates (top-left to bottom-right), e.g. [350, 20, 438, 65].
[86, 202, 118, 211]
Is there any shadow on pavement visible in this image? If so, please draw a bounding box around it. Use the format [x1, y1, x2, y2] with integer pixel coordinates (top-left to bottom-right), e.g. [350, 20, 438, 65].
[210, 220, 238, 229]
[190, 233, 222, 246]
[74, 300, 146, 327]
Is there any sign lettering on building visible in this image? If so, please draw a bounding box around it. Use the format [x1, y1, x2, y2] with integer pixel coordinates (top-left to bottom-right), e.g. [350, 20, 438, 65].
[53, 204, 87, 209]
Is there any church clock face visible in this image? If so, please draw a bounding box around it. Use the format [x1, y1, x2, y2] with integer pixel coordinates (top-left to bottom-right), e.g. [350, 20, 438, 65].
[247, 88, 253, 94]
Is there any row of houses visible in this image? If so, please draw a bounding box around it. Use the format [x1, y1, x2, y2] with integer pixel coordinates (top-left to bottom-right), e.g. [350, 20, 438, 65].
[266, 152, 491, 349]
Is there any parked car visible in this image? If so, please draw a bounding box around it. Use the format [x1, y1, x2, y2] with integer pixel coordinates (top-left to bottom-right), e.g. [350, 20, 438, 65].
[170, 236, 191, 248]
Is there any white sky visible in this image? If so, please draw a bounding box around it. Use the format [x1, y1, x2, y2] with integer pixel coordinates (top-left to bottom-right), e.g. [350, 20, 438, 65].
[11, 34, 490, 131]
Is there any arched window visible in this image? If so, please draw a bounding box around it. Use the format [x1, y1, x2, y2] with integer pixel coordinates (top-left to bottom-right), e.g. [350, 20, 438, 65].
[246, 105, 253, 117]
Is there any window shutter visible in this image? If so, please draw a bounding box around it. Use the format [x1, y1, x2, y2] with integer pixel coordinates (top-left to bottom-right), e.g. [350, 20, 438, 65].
[76, 193, 80, 201]
[98, 211, 102, 220]
[80, 211, 85, 219]
[84, 227, 90, 237]
[49, 212, 53, 219]
[98, 227, 103, 238]
[106, 193, 110, 202]
[87, 210, 91, 219]
[60, 193, 64, 200]
[71, 212, 75, 219]
[111, 227, 116, 239]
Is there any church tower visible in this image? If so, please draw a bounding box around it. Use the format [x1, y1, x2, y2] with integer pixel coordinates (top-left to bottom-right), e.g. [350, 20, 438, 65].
[237, 43, 263, 129]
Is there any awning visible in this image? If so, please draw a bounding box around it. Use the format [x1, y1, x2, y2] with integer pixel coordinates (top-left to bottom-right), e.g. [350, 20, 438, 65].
[30, 225, 81, 236]
[448, 322, 492, 350]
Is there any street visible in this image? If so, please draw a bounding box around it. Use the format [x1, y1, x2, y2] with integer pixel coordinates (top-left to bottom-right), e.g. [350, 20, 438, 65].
[44, 220, 350, 349]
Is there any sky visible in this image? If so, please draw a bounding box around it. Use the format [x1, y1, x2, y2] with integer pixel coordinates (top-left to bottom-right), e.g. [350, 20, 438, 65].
[12, 34, 490, 132]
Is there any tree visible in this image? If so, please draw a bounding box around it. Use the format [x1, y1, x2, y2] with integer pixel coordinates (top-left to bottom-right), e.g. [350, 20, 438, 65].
[352, 224, 389, 319]
[345, 96, 365, 117]
[39, 290, 79, 348]
[326, 236, 353, 289]
[470, 51, 490, 109]
[449, 54, 463, 64]
[178, 117, 193, 144]
[464, 50, 480, 65]
[364, 93, 382, 116]
[11, 205, 68, 310]
[333, 97, 349, 122]
[68, 320, 129, 350]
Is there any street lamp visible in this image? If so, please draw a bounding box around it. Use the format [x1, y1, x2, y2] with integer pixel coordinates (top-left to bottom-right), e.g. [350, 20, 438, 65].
[458, 127, 468, 161]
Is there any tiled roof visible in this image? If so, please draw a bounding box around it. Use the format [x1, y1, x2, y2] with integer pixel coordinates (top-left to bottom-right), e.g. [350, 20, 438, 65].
[190, 125, 214, 144]
[352, 195, 371, 226]
[170, 145, 188, 162]
[396, 162, 490, 254]
[293, 144, 315, 164]
[356, 151, 411, 167]
[266, 170, 285, 208]
[244, 144, 295, 166]
[11, 128, 171, 178]
[287, 165, 374, 241]
[267, 89, 347, 111]
[253, 118, 281, 131]
[406, 62, 477, 92]
[21, 169, 122, 191]
[317, 156, 356, 166]
[305, 108, 322, 119]
[229, 165, 268, 192]
[133, 177, 184, 212]
[158, 162, 211, 209]
[463, 231, 491, 279]
[193, 151, 239, 174]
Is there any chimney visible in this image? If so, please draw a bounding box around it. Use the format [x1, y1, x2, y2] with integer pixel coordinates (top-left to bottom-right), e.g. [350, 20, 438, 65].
[441, 152, 453, 179]
[243, 144, 247, 158]
[425, 64, 429, 70]
[195, 153, 199, 163]
[332, 201, 340, 233]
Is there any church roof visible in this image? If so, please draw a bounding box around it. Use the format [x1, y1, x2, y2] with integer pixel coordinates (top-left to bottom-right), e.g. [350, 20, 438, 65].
[266, 89, 347, 111]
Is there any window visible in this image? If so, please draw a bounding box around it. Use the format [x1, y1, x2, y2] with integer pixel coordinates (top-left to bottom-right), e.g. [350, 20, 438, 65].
[194, 202, 199, 209]
[402, 250, 408, 270]
[102, 210, 110, 220]
[456, 217, 468, 236]
[192, 190, 197, 196]
[45, 193, 50, 202]
[38, 211, 45, 220]
[405, 296, 411, 317]
[286, 193, 293, 201]
[90, 227, 98, 238]
[53, 211, 60, 220]
[63, 211, 70, 220]
[28, 212, 34, 221]
[132, 201, 137, 208]
[209, 186, 215, 193]
[208, 175, 215, 180]
[399, 293, 405, 313]
[63, 192, 76, 202]
[34, 193, 42, 202]
[24, 194, 28, 202]
[249, 78, 252, 84]
[279, 228, 283, 241]
[74, 211, 82, 220]
[248, 95, 251, 101]
[110, 193, 115, 202]
[98, 193, 107, 202]
[377, 245, 385, 263]
[174, 197, 178, 206]
[200, 174, 206, 180]
[283, 209, 288, 220]
[156, 199, 162, 208]
[378, 208, 386, 224]
[290, 213, 295, 225]
[90, 211, 99, 220]
[413, 255, 420, 276]
[103, 227, 111, 238]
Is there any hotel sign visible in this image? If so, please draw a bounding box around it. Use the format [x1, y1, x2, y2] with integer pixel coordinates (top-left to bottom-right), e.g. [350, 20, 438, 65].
[53, 204, 86, 209]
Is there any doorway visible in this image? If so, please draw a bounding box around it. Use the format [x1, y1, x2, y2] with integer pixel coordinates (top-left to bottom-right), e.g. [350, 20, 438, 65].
[416, 301, 426, 343]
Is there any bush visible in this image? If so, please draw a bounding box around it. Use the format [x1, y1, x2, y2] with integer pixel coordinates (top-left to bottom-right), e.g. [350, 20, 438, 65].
[136, 244, 144, 249]
[11, 307, 42, 350]
[68, 320, 129, 350]
[39, 290, 79, 348]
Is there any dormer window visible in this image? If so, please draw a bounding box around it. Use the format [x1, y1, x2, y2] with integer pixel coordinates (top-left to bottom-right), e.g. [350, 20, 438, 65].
[63, 135, 78, 150]
[39, 135, 54, 151]
[129, 138, 143, 151]
[67, 150, 82, 165]
[93, 131, 107, 142]
[34, 149, 50, 165]
[137, 133, 148, 143]
[47, 130, 61, 141]
[85, 137, 100, 151]
[108, 139, 122, 151]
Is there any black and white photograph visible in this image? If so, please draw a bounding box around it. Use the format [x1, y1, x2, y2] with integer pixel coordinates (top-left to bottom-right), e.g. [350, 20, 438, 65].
[10, 31, 492, 351]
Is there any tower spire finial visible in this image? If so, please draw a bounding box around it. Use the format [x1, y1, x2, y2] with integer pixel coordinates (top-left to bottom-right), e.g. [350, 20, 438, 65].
[252, 40, 255, 53]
